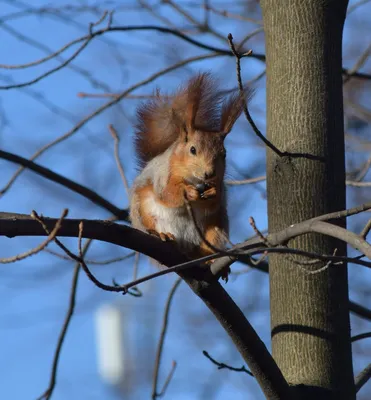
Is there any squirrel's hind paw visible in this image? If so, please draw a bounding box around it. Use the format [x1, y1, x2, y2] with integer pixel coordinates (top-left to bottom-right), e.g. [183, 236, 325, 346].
[147, 229, 176, 242]
[204, 259, 230, 283]
[221, 267, 231, 283]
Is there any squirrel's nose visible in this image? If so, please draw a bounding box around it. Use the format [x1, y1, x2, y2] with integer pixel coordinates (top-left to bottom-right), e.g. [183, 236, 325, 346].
[204, 170, 215, 180]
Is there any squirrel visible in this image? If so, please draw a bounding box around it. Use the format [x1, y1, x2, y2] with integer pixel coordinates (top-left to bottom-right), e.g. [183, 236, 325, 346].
[130, 72, 250, 274]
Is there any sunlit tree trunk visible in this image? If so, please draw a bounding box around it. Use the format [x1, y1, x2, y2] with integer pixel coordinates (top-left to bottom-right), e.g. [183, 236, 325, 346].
[261, 1, 355, 398]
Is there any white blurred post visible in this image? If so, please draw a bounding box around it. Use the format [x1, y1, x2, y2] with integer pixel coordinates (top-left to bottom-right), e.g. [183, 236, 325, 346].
[95, 303, 125, 385]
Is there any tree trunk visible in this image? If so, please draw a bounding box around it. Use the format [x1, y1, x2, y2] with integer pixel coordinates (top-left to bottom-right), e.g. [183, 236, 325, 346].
[260, 1, 355, 399]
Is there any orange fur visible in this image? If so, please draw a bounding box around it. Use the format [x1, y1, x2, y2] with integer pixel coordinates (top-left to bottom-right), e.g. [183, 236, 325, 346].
[136, 185, 158, 231]
[198, 215, 226, 256]
[131, 72, 252, 280]
[134, 72, 250, 167]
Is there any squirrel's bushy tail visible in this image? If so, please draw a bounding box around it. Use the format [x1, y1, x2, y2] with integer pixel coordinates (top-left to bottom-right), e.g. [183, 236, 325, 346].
[134, 72, 250, 167]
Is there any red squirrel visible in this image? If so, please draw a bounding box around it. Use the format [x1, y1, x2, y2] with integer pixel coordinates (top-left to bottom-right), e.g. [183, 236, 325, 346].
[130, 72, 250, 267]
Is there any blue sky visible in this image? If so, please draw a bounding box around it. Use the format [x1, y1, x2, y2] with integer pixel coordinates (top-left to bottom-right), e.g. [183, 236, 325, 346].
[1, 1, 371, 399]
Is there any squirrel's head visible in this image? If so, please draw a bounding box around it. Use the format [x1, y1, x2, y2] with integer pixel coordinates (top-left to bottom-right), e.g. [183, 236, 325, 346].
[171, 73, 249, 189]
[135, 72, 252, 180]
[172, 126, 228, 188]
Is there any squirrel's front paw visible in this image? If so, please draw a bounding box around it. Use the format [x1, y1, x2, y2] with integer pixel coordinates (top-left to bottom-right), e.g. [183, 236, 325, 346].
[147, 229, 176, 242]
[200, 186, 217, 200]
[184, 185, 200, 201]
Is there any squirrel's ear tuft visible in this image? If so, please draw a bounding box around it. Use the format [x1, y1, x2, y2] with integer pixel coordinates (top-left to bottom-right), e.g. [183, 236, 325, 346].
[184, 72, 221, 132]
[184, 73, 207, 132]
[171, 109, 188, 142]
[220, 87, 254, 136]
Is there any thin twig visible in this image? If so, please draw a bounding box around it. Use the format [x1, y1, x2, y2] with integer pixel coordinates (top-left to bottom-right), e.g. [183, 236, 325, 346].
[78, 222, 84, 256]
[203, 0, 209, 28]
[43, 248, 135, 265]
[0, 21, 367, 81]
[108, 124, 130, 197]
[78, 92, 156, 99]
[226, 176, 371, 187]
[156, 361, 177, 398]
[129, 252, 142, 297]
[343, 41, 371, 84]
[249, 216, 268, 245]
[346, 180, 371, 187]
[203, 3, 263, 25]
[0, 12, 110, 89]
[138, 0, 177, 27]
[227, 34, 283, 156]
[203, 350, 253, 377]
[0, 209, 67, 263]
[36, 216, 119, 398]
[351, 331, 371, 343]
[152, 278, 181, 399]
[54, 221, 125, 293]
[249, 252, 268, 266]
[354, 155, 371, 182]
[347, 0, 371, 14]
[226, 175, 266, 185]
[238, 27, 264, 50]
[31, 214, 151, 294]
[163, 0, 226, 41]
[0, 25, 260, 74]
[36, 237, 93, 400]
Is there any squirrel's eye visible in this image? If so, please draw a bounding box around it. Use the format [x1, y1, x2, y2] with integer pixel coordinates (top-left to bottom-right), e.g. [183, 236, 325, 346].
[190, 146, 197, 155]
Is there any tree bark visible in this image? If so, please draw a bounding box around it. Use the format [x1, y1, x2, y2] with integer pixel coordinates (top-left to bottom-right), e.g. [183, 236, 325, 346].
[260, 1, 355, 399]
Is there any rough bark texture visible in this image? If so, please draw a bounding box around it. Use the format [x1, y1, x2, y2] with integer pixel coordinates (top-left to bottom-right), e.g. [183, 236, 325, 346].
[260, 1, 355, 399]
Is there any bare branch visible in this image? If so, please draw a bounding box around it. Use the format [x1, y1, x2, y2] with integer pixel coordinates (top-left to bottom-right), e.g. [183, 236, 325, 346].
[152, 278, 181, 399]
[0, 209, 67, 263]
[203, 4, 263, 25]
[227, 176, 371, 187]
[0, 149, 127, 220]
[347, 0, 371, 14]
[43, 248, 135, 265]
[349, 301, 371, 321]
[203, 350, 253, 376]
[249, 216, 268, 245]
[346, 180, 371, 187]
[108, 124, 130, 197]
[0, 52, 221, 194]
[228, 33, 283, 157]
[129, 251, 142, 297]
[1, 211, 293, 398]
[238, 256, 371, 322]
[6, 201, 371, 398]
[0, 22, 368, 81]
[355, 363, 371, 393]
[343, 41, 371, 84]
[351, 332, 371, 343]
[156, 361, 177, 398]
[36, 238, 92, 400]
[0, 11, 110, 89]
[226, 176, 266, 185]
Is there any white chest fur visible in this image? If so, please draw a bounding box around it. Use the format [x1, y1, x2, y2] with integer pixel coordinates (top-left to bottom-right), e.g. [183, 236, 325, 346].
[143, 190, 206, 251]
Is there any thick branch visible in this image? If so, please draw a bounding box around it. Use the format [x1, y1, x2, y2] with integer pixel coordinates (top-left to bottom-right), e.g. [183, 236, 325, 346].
[0, 212, 291, 399]
[0, 150, 127, 220]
